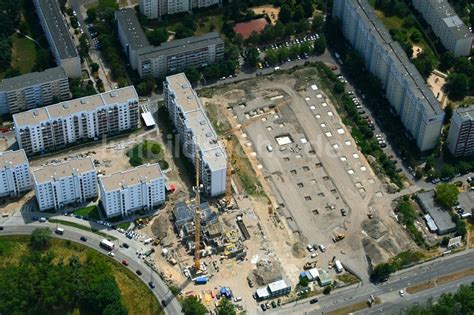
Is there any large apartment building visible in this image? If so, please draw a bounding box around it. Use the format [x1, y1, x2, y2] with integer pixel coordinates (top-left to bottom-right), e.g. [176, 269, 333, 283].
[0, 67, 70, 115]
[98, 164, 166, 218]
[0, 150, 32, 197]
[13, 87, 140, 156]
[446, 105, 474, 157]
[115, 9, 224, 79]
[139, 0, 221, 19]
[33, 0, 82, 78]
[333, 0, 445, 151]
[411, 0, 473, 57]
[33, 158, 97, 211]
[164, 73, 226, 196]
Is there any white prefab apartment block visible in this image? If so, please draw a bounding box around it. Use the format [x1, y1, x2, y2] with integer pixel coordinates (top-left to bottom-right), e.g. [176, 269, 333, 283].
[411, 0, 473, 57]
[33, 158, 97, 211]
[0, 67, 70, 115]
[446, 105, 474, 157]
[13, 87, 139, 156]
[99, 164, 166, 218]
[139, 0, 221, 19]
[0, 150, 32, 197]
[333, 0, 444, 151]
[164, 73, 226, 196]
[33, 0, 82, 78]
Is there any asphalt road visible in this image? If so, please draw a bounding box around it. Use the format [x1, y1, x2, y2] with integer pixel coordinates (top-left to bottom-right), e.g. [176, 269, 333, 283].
[0, 223, 182, 315]
[267, 250, 474, 315]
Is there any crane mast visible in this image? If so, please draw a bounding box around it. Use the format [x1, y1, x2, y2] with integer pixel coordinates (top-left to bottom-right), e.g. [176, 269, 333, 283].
[194, 148, 201, 272]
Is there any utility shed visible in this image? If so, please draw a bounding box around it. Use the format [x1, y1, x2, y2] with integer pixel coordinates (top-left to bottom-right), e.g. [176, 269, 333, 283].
[318, 269, 332, 286]
[417, 190, 456, 235]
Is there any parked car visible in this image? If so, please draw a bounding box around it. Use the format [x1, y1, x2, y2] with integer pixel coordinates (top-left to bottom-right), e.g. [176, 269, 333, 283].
[136, 270, 142, 276]
[122, 260, 129, 266]
[310, 298, 319, 304]
[80, 236, 87, 242]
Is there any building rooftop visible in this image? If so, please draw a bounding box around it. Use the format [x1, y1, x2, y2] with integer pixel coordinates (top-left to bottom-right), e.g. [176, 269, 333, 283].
[0, 67, 67, 92]
[0, 150, 29, 168]
[115, 8, 150, 50]
[100, 164, 163, 192]
[138, 32, 223, 60]
[356, 0, 443, 117]
[455, 105, 474, 122]
[425, 0, 473, 40]
[35, 0, 78, 59]
[268, 279, 290, 293]
[13, 86, 138, 127]
[33, 157, 95, 184]
[417, 190, 456, 234]
[166, 74, 227, 171]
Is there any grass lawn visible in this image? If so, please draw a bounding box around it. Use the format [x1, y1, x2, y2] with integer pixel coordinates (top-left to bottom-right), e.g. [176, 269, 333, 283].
[0, 235, 163, 315]
[195, 14, 224, 36]
[10, 34, 36, 74]
[117, 222, 131, 230]
[48, 219, 117, 240]
[73, 205, 101, 220]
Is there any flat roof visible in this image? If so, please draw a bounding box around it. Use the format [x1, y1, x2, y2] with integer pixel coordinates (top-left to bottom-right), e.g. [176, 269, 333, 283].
[166, 74, 227, 171]
[455, 105, 474, 122]
[33, 157, 95, 184]
[354, 0, 443, 117]
[99, 164, 163, 192]
[0, 150, 29, 168]
[423, 214, 438, 232]
[34, 0, 78, 59]
[423, 0, 472, 39]
[417, 190, 456, 233]
[115, 8, 150, 50]
[13, 86, 138, 127]
[256, 287, 270, 298]
[141, 112, 155, 127]
[268, 279, 290, 293]
[138, 32, 223, 60]
[0, 67, 67, 91]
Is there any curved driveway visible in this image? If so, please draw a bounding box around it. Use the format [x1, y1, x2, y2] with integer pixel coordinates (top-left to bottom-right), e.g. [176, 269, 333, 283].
[0, 223, 182, 315]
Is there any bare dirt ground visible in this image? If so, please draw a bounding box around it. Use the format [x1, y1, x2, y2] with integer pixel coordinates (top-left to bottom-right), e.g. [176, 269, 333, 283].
[251, 6, 280, 25]
[427, 71, 448, 108]
[412, 44, 423, 58]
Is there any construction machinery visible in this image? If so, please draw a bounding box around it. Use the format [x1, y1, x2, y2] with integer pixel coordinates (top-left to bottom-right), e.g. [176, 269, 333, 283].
[332, 233, 346, 243]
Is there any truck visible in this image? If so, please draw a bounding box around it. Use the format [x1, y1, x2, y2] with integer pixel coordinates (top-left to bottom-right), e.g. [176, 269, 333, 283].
[143, 238, 154, 245]
[100, 239, 115, 251]
[334, 260, 344, 273]
[55, 227, 64, 235]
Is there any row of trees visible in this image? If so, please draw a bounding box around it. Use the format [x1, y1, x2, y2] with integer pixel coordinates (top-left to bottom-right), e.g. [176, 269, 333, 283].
[440, 54, 474, 100]
[370, 250, 425, 283]
[0, 228, 128, 314]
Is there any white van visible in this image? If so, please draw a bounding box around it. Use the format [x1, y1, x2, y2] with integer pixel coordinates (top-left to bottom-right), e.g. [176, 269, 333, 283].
[319, 244, 326, 252]
[266, 145, 273, 152]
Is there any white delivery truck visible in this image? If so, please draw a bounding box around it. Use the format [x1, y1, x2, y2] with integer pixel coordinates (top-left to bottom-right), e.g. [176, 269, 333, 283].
[100, 239, 115, 251]
[335, 260, 344, 273]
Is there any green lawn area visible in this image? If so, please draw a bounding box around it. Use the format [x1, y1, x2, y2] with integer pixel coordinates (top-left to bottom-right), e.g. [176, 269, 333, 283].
[117, 222, 131, 230]
[73, 205, 101, 220]
[0, 235, 163, 315]
[48, 219, 117, 240]
[10, 34, 36, 74]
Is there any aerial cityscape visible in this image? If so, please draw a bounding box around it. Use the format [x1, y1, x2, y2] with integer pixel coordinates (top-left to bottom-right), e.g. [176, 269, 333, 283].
[0, 0, 473, 314]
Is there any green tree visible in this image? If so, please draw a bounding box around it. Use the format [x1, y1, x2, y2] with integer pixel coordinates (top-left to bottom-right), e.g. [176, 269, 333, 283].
[289, 45, 300, 58]
[245, 48, 259, 67]
[265, 50, 278, 65]
[446, 73, 469, 100]
[439, 51, 455, 72]
[90, 63, 100, 73]
[276, 47, 289, 61]
[3, 68, 21, 78]
[181, 296, 207, 315]
[312, 13, 325, 32]
[370, 262, 395, 283]
[78, 35, 90, 58]
[322, 286, 332, 295]
[298, 276, 309, 287]
[279, 4, 293, 24]
[444, 103, 453, 123]
[217, 298, 236, 315]
[136, 79, 155, 96]
[185, 68, 201, 85]
[410, 30, 422, 43]
[203, 64, 220, 80]
[98, 0, 119, 10]
[435, 183, 459, 209]
[303, 0, 314, 18]
[292, 5, 305, 22]
[30, 228, 52, 250]
[313, 36, 327, 55]
[87, 8, 97, 22]
[412, 52, 436, 79]
[175, 23, 194, 39]
[0, 38, 12, 70]
[148, 28, 168, 46]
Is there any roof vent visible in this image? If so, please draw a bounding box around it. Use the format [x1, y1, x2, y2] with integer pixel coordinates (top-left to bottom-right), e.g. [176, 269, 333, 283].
[199, 120, 206, 125]
[110, 91, 118, 98]
[63, 103, 69, 109]
[80, 99, 87, 104]
[32, 110, 39, 117]
[205, 132, 212, 137]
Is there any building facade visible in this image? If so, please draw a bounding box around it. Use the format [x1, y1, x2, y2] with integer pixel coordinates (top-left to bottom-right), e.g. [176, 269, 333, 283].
[33, 0, 82, 78]
[333, 0, 444, 151]
[13, 87, 140, 156]
[446, 105, 474, 157]
[33, 158, 97, 211]
[115, 9, 224, 79]
[98, 164, 166, 218]
[0, 67, 70, 115]
[164, 73, 226, 196]
[411, 0, 473, 57]
[0, 150, 32, 197]
[139, 0, 221, 19]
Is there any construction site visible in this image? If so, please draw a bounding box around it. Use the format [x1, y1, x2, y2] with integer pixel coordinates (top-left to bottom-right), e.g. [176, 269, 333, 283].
[126, 67, 420, 314]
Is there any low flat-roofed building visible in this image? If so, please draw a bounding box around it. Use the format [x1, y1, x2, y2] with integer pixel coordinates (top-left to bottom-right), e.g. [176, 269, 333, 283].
[33, 158, 97, 211]
[0, 149, 32, 197]
[99, 164, 166, 218]
[417, 190, 456, 235]
[0, 67, 70, 114]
